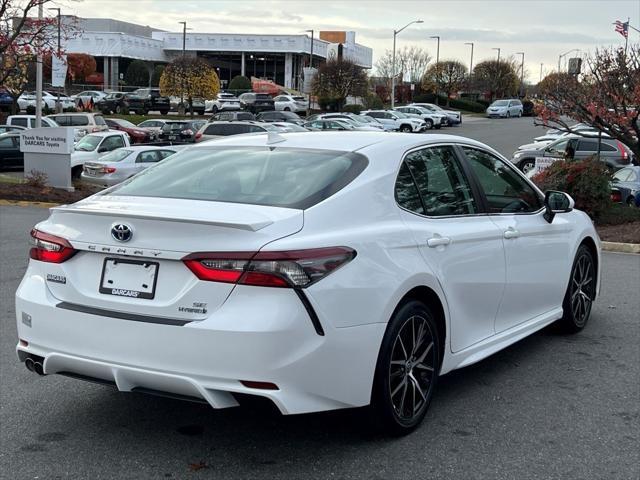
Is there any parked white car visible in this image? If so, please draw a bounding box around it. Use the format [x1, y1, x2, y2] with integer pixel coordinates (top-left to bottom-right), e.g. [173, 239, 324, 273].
[15, 131, 600, 434]
[410, 103, 462, 125]
[7, 114, 86, 143]
[70, 90, 107, 107]
[361, 110, 426, 132]
[70, 131, 132, 178]
[205, 93, 242, 113]
[17, 91, 75, 111]
[81, 145, 185, 187]
[486, 99, 523, 118]
[273, 94, 307, 113]
[393, 106, 446, 129]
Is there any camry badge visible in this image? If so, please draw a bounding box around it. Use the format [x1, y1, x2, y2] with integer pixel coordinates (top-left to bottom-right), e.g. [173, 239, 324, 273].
[111, 223, 133, 242]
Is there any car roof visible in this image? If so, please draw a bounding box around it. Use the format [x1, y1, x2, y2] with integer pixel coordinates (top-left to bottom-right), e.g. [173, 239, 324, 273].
[186, 131, 492, 155]
[82, 131, 126, 138]
[120, 145, 179, 152]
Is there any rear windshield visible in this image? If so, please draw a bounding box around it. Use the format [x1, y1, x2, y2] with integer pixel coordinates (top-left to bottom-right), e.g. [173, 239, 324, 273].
[110, 147, 368, 209]
[99, 149, 133, 162]
[237, 112, 254, 120]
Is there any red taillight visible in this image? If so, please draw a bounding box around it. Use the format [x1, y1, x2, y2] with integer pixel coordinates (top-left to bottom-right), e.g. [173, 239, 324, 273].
[194, 132, 202, 141]
[29, 229, 76, 263]
[616, 141, 629, 162]
[92, 127, 101, 132]
[611, 190, 622, 203]
[240, 380, 279, 390]
[102, 166, 116, 174]
[183, 247, 356, 288]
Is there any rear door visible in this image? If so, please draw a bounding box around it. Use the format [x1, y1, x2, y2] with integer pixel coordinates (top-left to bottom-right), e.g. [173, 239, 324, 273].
[395, 144, 506, 352]
[460, 146, 572, 331]
[0, 136, 22, 167]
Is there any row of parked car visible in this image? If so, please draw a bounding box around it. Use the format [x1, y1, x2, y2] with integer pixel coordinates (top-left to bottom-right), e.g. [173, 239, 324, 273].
[508, 123, 639, 207]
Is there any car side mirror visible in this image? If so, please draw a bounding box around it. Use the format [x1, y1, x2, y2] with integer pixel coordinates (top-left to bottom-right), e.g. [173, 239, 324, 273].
[543, 190, 574, 223]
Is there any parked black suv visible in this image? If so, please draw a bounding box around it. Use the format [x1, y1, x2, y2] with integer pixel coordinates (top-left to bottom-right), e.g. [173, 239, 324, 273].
[209, 111, 256, 122]
[96, 92, 129, 115]
[126, 88, 170, 115]
[256, 110, 305, 125]
[238, 93, 274, 113]
[159, 120, 207, 143]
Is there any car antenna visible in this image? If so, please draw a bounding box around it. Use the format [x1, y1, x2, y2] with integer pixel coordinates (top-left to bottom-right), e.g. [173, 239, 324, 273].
[266, 131, 286, 145]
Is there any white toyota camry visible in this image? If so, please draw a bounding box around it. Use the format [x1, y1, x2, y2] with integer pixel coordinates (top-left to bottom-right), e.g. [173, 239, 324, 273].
[15, 131, 600, 434]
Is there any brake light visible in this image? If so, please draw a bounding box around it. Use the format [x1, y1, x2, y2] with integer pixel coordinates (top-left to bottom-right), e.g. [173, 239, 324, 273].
[29, 229, 76, 263]
[611, 190, 622, 203]
[102, 166, 116, 173]
[616, 141, 629, 162]
[194, 132, 202, 141]
[183, 247, 356, 288]
[91, 127, 101, 132]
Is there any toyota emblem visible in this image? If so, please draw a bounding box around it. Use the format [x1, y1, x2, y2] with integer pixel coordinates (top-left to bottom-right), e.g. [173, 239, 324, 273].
[111, 223, 133, 242]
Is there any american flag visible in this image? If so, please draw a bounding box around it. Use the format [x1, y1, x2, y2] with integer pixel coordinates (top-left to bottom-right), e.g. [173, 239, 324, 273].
[614, 20, 629, 38]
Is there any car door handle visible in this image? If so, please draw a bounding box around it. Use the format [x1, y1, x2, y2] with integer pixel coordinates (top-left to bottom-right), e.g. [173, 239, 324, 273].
[503, 228, 520, 239]
[427, 236, 451, 248]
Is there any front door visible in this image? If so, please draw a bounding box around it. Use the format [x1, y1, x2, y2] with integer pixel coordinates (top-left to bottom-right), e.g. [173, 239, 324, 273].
[395, 145, 506, 352]
[460, 146, 572, 332]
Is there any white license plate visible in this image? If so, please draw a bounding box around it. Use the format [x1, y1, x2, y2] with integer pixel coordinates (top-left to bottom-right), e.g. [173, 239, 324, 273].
[85, 170, 97, 176]
[99, 258, 159, 299]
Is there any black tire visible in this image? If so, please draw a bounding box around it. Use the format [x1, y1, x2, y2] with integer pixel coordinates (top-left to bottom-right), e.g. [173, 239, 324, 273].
[520, 159, 535, 174]
[71, 165, 83, 180]
[506, 111, 511, 118]
[626, 196, 636, 207]
[435, 124, 441, 129]
[558, 245, 596, 333]
[160, 110, 169, 115]
[424, 119, 433, 130]
[370, 300, 440, 435]
[400, 124, 412, 133]
[115, 105, 123, 114]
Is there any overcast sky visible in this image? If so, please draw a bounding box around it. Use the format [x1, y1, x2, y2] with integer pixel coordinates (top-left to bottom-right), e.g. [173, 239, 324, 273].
[63, 0, 638, 82]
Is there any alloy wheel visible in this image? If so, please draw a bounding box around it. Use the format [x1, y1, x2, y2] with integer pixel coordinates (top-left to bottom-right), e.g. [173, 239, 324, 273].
[388, 315, 437, 422]
[570, 252, 594, 327]
[522, 161, 535, 174]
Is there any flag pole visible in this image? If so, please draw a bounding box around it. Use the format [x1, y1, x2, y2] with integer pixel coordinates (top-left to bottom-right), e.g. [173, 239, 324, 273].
[625, 17, 630, 55]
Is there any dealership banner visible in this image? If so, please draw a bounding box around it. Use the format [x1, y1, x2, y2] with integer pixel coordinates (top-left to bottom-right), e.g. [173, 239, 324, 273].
[534, 156, 563, 174]
[20, 127, 74, 154]
[51, 55, 68, 87]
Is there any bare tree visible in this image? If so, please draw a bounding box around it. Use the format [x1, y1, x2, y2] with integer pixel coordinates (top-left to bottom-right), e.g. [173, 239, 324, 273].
[375, 46, 432, 86]
[537, 46, 639, 158]
[422, 60, 467, 106]
[312, 58, 369, 110]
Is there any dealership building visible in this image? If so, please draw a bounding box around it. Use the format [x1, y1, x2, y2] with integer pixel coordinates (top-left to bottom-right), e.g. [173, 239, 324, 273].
[58, 17, 373, 91]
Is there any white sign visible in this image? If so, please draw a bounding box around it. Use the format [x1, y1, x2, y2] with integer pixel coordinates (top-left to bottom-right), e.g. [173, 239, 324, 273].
[534, 156, 563, 174]
[20, 128, 74, 155]
[302, 67, 317, 94]
[51, 54, 68, 87]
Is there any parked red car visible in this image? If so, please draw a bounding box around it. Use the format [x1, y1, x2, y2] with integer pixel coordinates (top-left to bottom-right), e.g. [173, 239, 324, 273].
[104, 118, 157, 144]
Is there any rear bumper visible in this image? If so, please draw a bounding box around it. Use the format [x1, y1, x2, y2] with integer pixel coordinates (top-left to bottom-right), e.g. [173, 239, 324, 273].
[80, 172, 120, 187]
[15, 268, 385, 415]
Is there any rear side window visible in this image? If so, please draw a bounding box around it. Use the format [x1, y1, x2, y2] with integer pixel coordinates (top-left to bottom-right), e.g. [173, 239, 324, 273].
[204, 124, 228, 136]
[111, 147, 368, 209]
[94, 115, 106, 125]
[71, 116, 89, 126]
[395, 163, 425, 214]
[402, 146, 477, 216]
[52, 116, 70, 126]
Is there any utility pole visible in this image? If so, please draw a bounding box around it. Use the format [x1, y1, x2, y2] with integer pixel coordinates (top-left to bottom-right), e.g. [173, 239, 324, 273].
[430, 35, 440, 63]
[390, 20, 423, 108]
[516, 52, 524, 97]
[493, 47, 501, 63]
[179, 21, 187, 113]
[35, 2, 43, 127]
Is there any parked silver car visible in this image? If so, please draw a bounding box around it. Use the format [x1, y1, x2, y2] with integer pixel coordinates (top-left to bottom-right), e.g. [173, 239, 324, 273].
[486, 99, 523, 118]
[80, 146, 184, 187]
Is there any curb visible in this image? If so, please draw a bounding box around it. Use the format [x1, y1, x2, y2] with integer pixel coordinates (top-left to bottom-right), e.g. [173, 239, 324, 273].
[601, 241, 640, 254]
[0, 199, 59, 208]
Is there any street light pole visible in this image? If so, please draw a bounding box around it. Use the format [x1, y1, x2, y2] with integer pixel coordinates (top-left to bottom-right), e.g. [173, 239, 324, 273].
[391, 20, 423, 108]
[516, 52, 525, 97]
[558, 48, 580, 73]
[305, 29, 314, 116]
[48, 7, 61, 113]
[35, 2, 43, 127]
[464, 42, 474, 80]
[493, 47, 501, 63]
[539, 63, 543, 83]
[179, 21, 187, 112]
[430, 35, 440, 64]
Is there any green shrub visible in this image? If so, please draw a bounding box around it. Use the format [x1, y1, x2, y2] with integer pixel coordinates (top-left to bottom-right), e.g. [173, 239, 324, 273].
[343, 104, 362, 114]
[228, 75, 252, 91]
[595, 203, 640, 226]
[531, 158, 612, 220]
[318, 96, 342, 111]
[447, 97, 486, 113]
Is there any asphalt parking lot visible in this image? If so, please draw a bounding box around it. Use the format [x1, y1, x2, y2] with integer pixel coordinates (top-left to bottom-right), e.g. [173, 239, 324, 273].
[1, 117, 639, 480]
